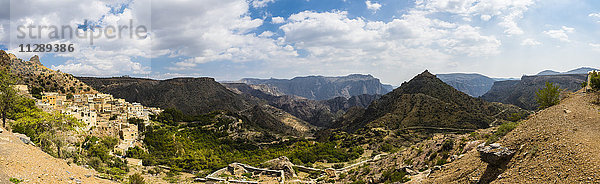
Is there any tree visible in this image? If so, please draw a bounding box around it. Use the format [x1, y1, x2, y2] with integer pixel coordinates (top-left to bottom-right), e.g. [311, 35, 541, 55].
[0, 67, 17, 128]
[535, 82, 560, 109]
[590, 71, 600, 90]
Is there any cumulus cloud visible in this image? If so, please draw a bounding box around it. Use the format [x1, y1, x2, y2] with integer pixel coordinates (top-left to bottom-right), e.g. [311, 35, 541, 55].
[6, 0, 152, 75]
[589, 13, 600, 18]
[521, 38, 541, 46]
[251, 0, 276, 8]
[365, 1, 382, 12]
[272, 17, 285, 24]
[416, 0, 535, 35]
[543, 26, 575, 42]
[280, 9, 500, 66]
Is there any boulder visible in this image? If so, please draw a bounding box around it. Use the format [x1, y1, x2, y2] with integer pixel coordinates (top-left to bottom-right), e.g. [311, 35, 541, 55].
[262, 156, 297, 178]
[477, 143, 515, 166]
[13, 133, 33, 145]
[228, 163, 247, 176]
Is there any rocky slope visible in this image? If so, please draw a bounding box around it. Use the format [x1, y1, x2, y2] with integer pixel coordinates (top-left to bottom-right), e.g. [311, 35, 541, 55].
[238, 74, 392, 100]
[344, 70, 528, 132]
[481, 74, 587, 110]
[0, 128, 113, 184]
[437, 73, 497, 97]
[424, 90, 600, 183]
[1, 50, 97, 95]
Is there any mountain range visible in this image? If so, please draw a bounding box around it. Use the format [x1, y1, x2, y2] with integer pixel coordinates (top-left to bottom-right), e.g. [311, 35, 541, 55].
[536, 67, 597, 75]
[343, 71, 527, 134]
[437, 73, 500, 97]
[237, 74, 393, 100]
[481, 73, 588, 110]
[76, 76, 315, 138]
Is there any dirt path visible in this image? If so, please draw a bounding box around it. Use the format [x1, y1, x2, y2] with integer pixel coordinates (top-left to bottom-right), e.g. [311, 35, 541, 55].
[0, 129, 114, 184]
[424, 90, 600, 183]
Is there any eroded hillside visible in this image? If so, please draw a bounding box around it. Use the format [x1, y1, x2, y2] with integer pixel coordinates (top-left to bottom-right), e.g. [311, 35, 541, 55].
[425, 89, 600, 183]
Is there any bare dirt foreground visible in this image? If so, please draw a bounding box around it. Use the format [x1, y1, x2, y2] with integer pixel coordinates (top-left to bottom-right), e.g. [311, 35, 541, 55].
[424, 90, 600, 183]
[0, 129, 114, 184]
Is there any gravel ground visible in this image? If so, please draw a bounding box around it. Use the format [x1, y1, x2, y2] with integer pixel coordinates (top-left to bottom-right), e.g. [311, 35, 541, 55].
[424, 90, 600, 183]
[0, 128, 114, 184]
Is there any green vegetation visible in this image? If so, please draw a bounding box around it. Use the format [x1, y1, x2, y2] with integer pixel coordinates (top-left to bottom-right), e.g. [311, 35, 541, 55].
[381, 169, 410, 183]
[0, 66, 17, 128]
[142, 110, 363, 176]
[83, 136, 128, 180]
[535, 82, 560, 109]
[126, 146, 146, 159]
[128, 173, 145, 184]
[590, 71, 600, 90]
[9, 177, 23, 184]
[487, 121, 520, 144]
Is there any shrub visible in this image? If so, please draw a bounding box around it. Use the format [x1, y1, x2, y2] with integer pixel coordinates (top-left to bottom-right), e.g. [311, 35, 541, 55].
[486, 121, 520, 144]
[381, 169, 410, 183]
[535, 82, 560, 109]
[129, 173, 146, 184]
[9, 177, 23, 184]
[590, 71, 600, 90]
[333, 163, 344, 169]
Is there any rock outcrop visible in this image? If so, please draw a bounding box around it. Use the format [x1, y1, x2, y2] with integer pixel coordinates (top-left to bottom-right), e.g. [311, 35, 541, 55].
[477, 143, 515, 166]
[262, 156, 296, 178]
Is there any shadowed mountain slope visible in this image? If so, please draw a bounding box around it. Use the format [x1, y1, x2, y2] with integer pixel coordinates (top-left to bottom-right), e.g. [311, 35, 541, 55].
[344, 70, 527, 131]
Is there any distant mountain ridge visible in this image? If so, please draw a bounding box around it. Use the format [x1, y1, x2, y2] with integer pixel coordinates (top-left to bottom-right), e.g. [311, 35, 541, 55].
[481, 73, 588, 110]
[223, 83, 380, 128]
[238, 74, 392, 100]
[437, 73, 497, 97]
[536, 67, 598, 75]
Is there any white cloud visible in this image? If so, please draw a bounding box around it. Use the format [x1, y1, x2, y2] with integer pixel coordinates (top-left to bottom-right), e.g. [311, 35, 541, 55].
[251, 0, 276, 8]
[589, 13, 600, 18]
[543, 26, 575, 42]
[365, 1, 382, 12]
[589, 43, 600, 52]
[416, 0, 535, 35]
[521, 38, 541, 46]
[259, 31, 274, 37]
[480, 14, 492, 21]
[272, 17, 285, 24]
[6, 0, 152, 76]
[280, 10, 500, 66]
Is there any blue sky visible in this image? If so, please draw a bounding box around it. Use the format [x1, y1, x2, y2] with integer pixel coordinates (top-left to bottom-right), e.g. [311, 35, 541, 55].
[1, 0, 600, 85]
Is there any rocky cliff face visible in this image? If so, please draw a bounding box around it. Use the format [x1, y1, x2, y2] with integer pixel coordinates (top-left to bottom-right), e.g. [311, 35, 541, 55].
[223, 83, 380, 128]
[437, 73, 497, 97]
[239, 74, 391, 100]
[481, 74, 587, 110]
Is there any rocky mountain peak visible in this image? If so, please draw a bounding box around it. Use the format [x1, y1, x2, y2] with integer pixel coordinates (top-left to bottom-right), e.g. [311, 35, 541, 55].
[29, 55, 41, 65]
[418, 70, 435, 78]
